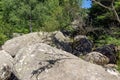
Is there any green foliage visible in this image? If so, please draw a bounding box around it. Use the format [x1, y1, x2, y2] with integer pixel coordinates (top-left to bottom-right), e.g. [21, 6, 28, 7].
[0, 33, 8, 45]
[0, 0, 84, 45]
[1, 0, 82, 32]
[89, 0, 120, 27]
[105, 36, 120, 45]
[95, 35, 120, 47]
[0, 21, 10, 46]
[115, 0, 120, 10]
[117, 54, 120, 72]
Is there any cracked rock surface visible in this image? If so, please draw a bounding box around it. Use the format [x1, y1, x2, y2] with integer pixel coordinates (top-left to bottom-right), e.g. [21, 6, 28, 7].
[14, 43, 120, 80]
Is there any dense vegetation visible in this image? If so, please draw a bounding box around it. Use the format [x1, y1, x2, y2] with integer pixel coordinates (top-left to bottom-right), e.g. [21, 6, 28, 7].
[87, 0, 120, 47]
[88, 0, 120, 71]
[0, 0, 83, 45]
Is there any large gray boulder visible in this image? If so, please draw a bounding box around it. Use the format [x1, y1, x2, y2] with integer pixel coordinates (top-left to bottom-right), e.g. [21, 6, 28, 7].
[2, 32, 56, 57]
[0, 50, 14, 80]
[2, 31, 72, 57]
[14, 43, 120, 80]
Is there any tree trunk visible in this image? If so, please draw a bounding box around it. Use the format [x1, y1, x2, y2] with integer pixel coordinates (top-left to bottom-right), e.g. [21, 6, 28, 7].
[111, 3, 120, 23]
[29, 2, 32, 33]
[29, 14, 32, 33]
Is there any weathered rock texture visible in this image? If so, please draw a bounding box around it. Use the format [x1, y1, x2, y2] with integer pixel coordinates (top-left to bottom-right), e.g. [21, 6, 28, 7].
[53, 31, 72, 53]
[0, 50, 14, 80]
[2, 31, 71, 57]
[84, 52, 110, 65]
[2, 32, 56, 56]
[72, 37, 93, 56]
[14, 43, 120, 80]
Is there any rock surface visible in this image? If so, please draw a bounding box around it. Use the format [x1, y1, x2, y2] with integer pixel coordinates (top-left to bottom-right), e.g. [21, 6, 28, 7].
[54, 31, 67, 42]
[94, 44, 117, 64]
[2, 32, 56, 57]
[0, 50, 14, 80]
[2, 31, 71, 57]
[12, 33, 24, 38]
[84, 52, 110, 65]
[14, 43, 120, 80]
[73, 37, 93, 56]
[53, 31, 72, 53]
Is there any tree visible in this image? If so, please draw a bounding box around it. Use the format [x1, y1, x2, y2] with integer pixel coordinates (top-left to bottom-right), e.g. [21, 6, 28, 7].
[91, 0, 120, 26]
[2, 0, 42, 32]
[0, 0, 84, 45]
[1, 0, 83, 32]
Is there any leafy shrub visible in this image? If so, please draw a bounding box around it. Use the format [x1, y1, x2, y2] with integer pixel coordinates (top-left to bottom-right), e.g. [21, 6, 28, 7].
[95, 35, 120, 47]
[117, 57, 120, 72]
[0, 33, 8, 45]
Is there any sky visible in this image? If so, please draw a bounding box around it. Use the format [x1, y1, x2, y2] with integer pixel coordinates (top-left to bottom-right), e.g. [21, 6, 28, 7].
[81, 0, 92, 8]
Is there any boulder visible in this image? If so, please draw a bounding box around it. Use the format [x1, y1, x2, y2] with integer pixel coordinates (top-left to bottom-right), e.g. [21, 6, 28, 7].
[53, 31, 72, 53]
[74, 35, 88, 41]
[0, 50, 15, 80]
[72, 37, 93, 56]
[83, 52, 109, 66]
[94, 44, 117, 64]
[2, 32, 56, 57]
[12, 33, 24, 38]
[2, 31, 72, 57]
[60, 30, 71, 37]
[54, 31, 67, 42]
[14, 43, 120, 80]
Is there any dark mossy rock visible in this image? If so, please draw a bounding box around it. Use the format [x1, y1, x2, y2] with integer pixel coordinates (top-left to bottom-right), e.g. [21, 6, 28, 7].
[94, 44, 118, 64]
[72, 37, 93, 56]
[53, 31, 72, 53]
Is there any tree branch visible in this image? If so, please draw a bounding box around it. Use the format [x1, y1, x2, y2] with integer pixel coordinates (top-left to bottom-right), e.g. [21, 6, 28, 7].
[92, 0, 112, 10]
[92, 0, 120, 24]
[111, 2, 120, 23]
